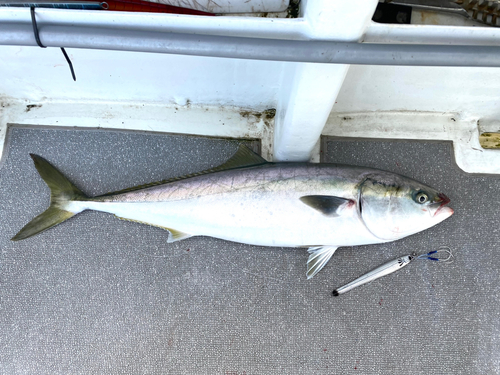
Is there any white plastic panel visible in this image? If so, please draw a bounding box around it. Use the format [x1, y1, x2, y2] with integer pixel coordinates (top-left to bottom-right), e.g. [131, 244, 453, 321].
[323, 111, 498, 174]
[334, 65, 500, 122]
[0, 101, 275, 161]
[272, 0, 379, 161]
[0, 46, 283, 108]
[1, 1, 500, 172]
[327, 64, 500, 173]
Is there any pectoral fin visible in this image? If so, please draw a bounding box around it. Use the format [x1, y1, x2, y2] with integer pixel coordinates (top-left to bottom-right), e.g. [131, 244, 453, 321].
[307, 246, 338, 279]
[300, 196, 353, 217]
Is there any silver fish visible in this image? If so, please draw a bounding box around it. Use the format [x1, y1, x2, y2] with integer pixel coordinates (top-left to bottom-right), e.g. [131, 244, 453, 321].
[12, 145, 453, 278]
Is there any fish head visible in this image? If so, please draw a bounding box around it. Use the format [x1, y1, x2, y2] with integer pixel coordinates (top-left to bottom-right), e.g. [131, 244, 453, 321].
[358, 173, 453, 241]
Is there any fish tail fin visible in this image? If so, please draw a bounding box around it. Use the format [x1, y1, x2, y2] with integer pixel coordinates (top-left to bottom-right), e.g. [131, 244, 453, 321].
[11, 154, 88, 241]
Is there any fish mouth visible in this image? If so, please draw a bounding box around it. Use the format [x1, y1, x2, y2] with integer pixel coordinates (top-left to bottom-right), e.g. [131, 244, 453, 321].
[431, 193, 453, 217]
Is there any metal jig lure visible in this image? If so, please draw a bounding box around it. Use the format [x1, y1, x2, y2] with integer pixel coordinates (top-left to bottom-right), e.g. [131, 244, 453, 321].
[332, 246, 453, 296]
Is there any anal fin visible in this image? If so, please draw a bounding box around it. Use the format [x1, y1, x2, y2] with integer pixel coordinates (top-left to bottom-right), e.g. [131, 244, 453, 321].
[165, 227, 193, 243]
[115, 215, 193, 243]
[306, 246, 338, 279]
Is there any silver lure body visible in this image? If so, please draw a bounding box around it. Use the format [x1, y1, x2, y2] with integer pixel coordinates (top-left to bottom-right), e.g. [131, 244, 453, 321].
[332, 255, 414, 296]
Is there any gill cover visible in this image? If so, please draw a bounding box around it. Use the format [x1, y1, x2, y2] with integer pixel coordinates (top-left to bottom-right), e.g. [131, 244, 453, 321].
[358, 177, 411, 241]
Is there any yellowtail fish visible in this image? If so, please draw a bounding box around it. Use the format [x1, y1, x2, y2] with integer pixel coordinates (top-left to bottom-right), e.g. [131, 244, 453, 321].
[12, 145, 453, 279]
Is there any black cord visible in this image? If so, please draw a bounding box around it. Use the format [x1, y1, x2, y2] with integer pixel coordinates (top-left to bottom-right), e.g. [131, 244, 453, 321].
[30, 6, 46, 48]
[60, 47, 77, 81]
[30, 6, 77, 81]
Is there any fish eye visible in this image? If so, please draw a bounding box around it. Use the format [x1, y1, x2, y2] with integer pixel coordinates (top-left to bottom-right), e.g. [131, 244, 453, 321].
[415, 192, 428, 204]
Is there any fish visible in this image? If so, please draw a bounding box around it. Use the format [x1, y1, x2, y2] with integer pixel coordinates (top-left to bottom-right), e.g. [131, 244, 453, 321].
[12, 145, 454, 279]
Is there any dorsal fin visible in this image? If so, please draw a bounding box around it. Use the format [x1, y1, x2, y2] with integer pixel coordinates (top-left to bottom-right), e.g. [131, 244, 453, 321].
[215, 144, 267, 170]
[101, 144, 267, 196]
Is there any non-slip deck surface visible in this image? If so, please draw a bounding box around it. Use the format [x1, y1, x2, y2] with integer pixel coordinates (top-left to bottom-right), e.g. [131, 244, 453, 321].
[0, 127, 498, 374]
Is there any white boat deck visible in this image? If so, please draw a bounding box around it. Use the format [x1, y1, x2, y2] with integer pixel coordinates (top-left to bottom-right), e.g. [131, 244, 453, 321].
[1, 0, 500, 171]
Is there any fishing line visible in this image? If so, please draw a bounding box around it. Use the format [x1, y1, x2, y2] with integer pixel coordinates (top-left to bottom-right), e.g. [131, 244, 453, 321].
[332, 246, 454, 296]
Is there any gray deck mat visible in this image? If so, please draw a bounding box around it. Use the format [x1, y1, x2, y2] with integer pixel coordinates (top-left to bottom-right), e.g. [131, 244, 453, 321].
[0, 127, 498, 374]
